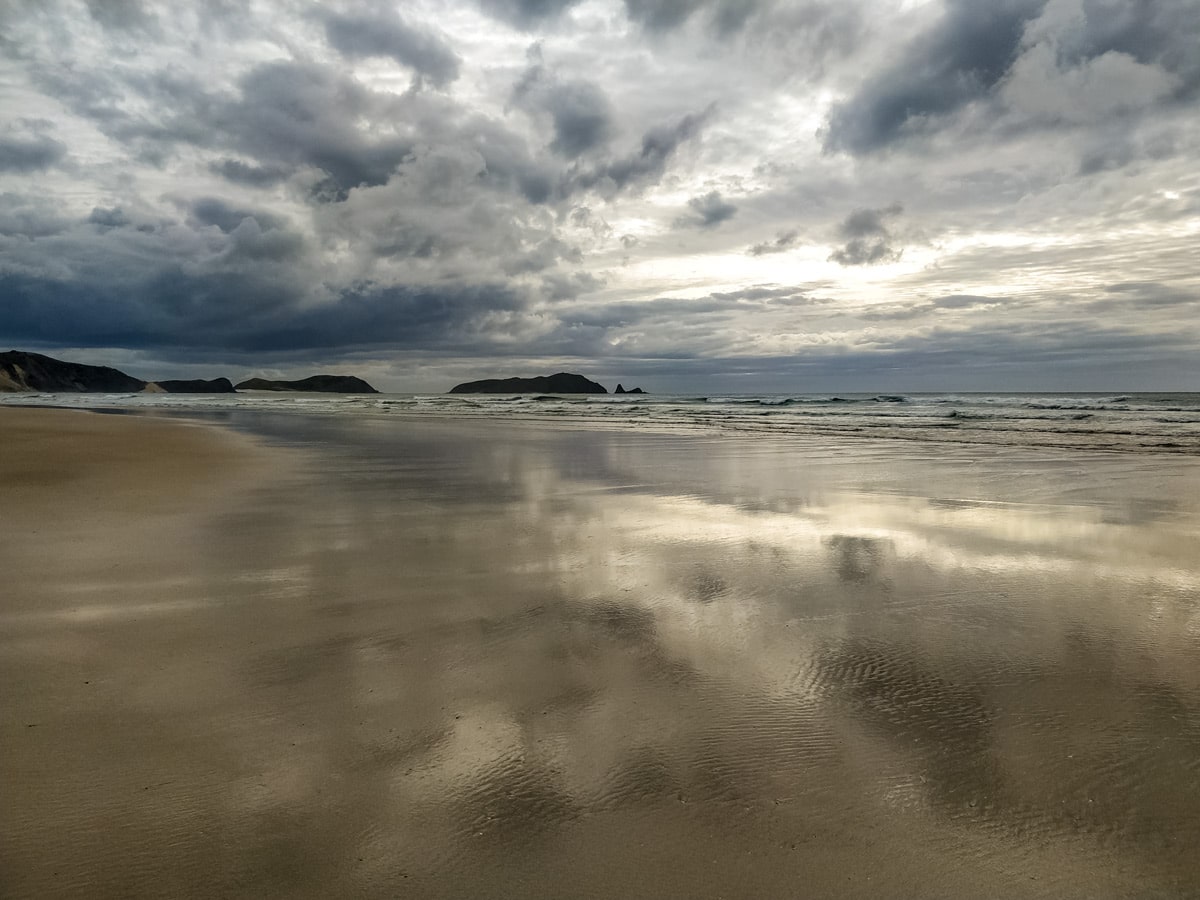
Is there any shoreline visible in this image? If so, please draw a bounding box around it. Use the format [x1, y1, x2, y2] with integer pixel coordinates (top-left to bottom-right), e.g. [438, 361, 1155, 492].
[4, 391, 1199, 456]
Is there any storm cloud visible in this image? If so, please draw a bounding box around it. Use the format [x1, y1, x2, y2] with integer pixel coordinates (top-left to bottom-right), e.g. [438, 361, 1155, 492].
[0, 0, 1196, 390]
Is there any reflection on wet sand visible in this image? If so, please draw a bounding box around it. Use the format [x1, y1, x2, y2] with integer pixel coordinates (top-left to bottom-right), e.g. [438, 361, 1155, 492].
[4, 412, 1200, 898]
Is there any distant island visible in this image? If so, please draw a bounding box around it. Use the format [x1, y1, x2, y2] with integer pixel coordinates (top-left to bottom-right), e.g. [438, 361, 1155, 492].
[450, 373, 646, 394]
[0, 350, 377, 394]
[236, 376, 378, 394]
[155, 378, 236, 393]
[451, 373, 607, 394]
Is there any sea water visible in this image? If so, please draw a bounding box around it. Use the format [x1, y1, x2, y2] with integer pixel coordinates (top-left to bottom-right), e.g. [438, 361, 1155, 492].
[5, 390, 1200, 454]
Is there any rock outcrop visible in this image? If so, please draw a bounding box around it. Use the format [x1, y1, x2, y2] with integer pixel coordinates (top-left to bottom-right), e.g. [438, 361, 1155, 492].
[614, 384, 646, 394]
[1, 350, 148, 393]
[450, 373, 608, 394]
[235, 375, 378, 394]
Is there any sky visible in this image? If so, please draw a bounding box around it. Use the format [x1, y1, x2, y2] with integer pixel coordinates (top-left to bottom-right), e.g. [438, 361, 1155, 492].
[1, 0, 1198, 392]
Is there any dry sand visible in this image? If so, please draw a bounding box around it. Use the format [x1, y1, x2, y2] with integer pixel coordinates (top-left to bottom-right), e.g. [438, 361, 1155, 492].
[3, 407, 1200, 899]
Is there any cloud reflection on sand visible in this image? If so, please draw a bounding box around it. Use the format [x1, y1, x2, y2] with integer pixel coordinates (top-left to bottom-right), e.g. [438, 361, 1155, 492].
[228, 417, 1200, 897]
[5, 413, 1200, 899]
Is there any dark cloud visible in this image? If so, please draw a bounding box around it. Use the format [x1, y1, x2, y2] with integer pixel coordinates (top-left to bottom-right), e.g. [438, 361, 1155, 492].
[747, 229, 798, 256]
[87, 206, 131, 229]
[188, 197, 281, 233]
[840, 202, 901, 237]
[320, 9, 460, 87]
[544, 81, 613, 156]
[826, 0, 1200, 156]
[574, 107, 713, 195]
[829, 203, 903, 266]
[1055, 0, 1200, 91]
[478, 0, 586, 28]
[511, 52, 615, 158]
[34, 59, 417, 197]
[674, 190, 737, 229]
[37, 54, 562, 205]
[0, 133, 67, 172]
[824, 0, 1044, 154]
[208, 158, 292, 187]
[218, 61, 415, 196]
[0, 263, 528, 357]
[224, 219, 306, 263]
[830, 239, 901, 266]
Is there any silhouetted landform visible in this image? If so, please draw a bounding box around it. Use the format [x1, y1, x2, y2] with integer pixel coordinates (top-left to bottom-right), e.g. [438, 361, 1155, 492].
[450, 373, 608, 394]
[235, 375, 379, 394]
[0, 350, 376, 395]
[155, 378, 237, 393]
[1, 350, 150, 393]
[614, 384, 646, 394]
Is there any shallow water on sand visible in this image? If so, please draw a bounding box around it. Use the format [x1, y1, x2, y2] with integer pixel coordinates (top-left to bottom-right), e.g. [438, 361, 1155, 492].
[4, 412, 1200, 898]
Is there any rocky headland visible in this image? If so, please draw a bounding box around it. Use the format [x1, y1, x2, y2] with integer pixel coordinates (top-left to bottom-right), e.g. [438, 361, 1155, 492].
[1, 350, 157, 393]
[1, 351, 377, 394]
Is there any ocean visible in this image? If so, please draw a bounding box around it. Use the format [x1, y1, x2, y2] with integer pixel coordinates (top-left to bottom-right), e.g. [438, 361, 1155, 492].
[5, 390, 1200, 454]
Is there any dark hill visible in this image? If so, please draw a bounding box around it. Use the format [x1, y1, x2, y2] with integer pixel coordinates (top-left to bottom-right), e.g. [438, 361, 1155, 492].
[154, 378, 236, 393]
[0, 350, 148, 393]
[450, 373, 607, 394]
[235, 375, 378, 394]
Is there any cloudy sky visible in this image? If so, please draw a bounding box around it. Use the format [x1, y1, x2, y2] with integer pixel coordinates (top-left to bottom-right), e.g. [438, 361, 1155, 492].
[1, 0, 1198, 391]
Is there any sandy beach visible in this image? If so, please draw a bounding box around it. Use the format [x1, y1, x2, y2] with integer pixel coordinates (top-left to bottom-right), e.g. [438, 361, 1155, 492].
[3, 407, 1200, 899]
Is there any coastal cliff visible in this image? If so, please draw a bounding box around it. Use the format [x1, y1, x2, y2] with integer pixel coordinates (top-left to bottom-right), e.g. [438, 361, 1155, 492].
[1, 350, 150, 393]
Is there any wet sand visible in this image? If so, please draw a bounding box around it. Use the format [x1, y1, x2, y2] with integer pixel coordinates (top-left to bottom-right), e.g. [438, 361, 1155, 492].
[3, 408, 1200, 898]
